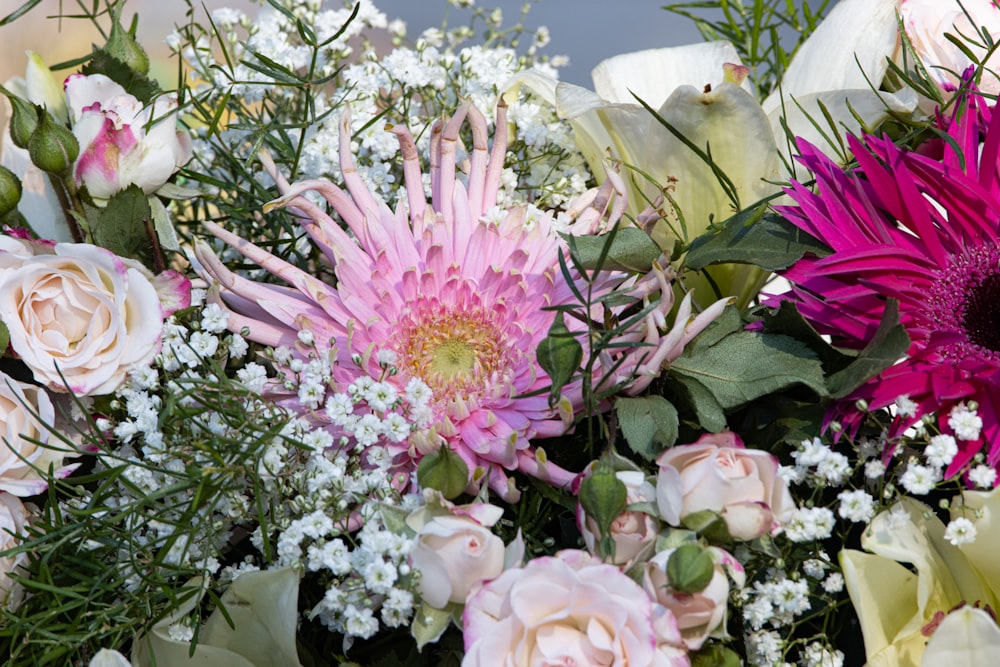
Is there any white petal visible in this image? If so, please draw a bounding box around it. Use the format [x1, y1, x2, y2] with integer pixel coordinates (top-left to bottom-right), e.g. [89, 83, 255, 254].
[763, 0, 900, 116]
[921, 607, 1000, 667]
[591, 42, 749, 107]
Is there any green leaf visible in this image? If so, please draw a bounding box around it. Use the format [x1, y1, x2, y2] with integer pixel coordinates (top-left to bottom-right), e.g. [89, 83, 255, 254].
[416, 447, 468, 500]
[826, 299, 910, 398]
[686, 205, 831, 272]
[565, 228, 663, 272]
[670, 328, 827, 420]
[691, 644, 742, 667]
[81, 51, 161, 103]
[0, 320, 10, 357]
[535, 312, 583, 408]
[93, 185, 152, 263]
[615, 396, 679, 461]
[410, 602, 453, 651]
[149, 195, 180, 252]
[759, 300, 854, 371]
[666, 544, 714, 594]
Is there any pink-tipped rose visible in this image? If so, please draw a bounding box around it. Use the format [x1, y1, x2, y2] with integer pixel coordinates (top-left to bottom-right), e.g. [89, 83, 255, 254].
[64, 73, 192, 199]
[462, 549, 689, 666]
[642, 546, 745, 650]
[0, 242, 190, 395]
[656, 432, 795, 540]
[577, 469, 659, 567]
[898, 0, 1000, 95]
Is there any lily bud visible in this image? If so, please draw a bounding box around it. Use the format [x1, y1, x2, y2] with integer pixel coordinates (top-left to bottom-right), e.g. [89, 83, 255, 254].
[1, 89, 39, 149]
[23, 52, 66, 122]
[0, 166, 22, 217]
[28, 111, 79, 174]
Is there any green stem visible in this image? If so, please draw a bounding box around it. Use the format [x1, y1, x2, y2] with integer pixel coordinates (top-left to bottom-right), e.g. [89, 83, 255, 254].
[47, 172, 84, 243]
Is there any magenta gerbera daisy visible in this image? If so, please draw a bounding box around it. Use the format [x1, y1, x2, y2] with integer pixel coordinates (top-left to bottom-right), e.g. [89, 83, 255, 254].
[195, 102, 722, 500]
[776, 93, 1000, 477]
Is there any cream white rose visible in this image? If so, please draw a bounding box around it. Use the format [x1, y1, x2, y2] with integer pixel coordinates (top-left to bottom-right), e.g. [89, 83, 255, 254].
[899, 0, 1000, 95]
[0, 493, 31, 611]
[656, 432, 795, 540]
[408, 498, 506, 609]
[463, 549, 688, 666]
[0, 369, 75, 495]
[0, 243, 166, 395]
[577, 469, 659, 567]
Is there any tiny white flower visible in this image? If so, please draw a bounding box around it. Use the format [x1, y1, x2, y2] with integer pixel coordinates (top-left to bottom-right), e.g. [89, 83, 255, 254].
[949, 404, 983, 441]
[925, 434, 958, 468]
[822, 572, 844, 594]
[969, 464, 998, 489]
[864, 459, 886, 479]
[894, 395, 919, 418]
[900, 462, 937, 495]
[944, 517, 977, 546]
[837, 489, 875, 523]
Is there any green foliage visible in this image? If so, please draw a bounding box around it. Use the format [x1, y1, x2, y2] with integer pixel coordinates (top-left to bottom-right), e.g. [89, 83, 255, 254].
[668, 306, 827, 431]
[615, 395, 679, 461]
[686, 202, 832, 272]
[536, 312, 584, 408]
[417, 447, 470, 501]
[666, 543, 715, 594]
[661, 0, 835, 97]
[92, 185, 154, 264]
[567, 228, 663, 273]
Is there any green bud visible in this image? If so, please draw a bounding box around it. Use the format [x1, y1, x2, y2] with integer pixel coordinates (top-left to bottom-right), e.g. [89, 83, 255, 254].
[417, 446, 469, 500]
[579, 469, 627, 561]
[28, 111, 79, 174]
[666, 544, 715, 594]
[106, 11, 150, 74]
[0, 88, 39, 149]
[536, 311, 582, 408]
[0, 166, 22, 217]
[691, 644, 741, 667]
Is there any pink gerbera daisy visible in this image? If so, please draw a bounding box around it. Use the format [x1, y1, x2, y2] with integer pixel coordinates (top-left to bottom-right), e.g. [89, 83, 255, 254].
[195, 102, 724, 500]
[776, 93, 1000, 477]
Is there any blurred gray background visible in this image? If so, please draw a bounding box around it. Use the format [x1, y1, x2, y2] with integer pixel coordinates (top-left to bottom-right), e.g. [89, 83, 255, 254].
[0, 0, 706, 86]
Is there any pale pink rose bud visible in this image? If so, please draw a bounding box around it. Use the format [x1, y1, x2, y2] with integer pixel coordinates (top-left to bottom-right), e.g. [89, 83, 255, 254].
[656, 432, 796, 540]
[408, 495, 506, 609]
[643, 546, 745, 650]
[577, 469, 659, 567]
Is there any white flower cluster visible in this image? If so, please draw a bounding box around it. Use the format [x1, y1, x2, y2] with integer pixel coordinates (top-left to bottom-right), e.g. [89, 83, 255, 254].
[786, 437, 852, 487]
[175, 0, 591, 229]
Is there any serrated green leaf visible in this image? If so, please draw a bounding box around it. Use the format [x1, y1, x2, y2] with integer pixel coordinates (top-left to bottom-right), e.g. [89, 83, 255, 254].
[615, 395, 679, 461]
[686, 206, 831, 272]
[759, 300, 855, 371]
[81, 51, 161, 103]
[416, 447, 468, 500]
[93, 185, 152, 263]
[668, 373, 727, 433]
[565, 227, 662, 272]
[671, 330, 827, 414]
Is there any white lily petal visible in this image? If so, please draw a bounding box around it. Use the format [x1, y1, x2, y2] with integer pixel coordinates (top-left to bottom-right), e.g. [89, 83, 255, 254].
[24, 52, 66, 122]
[0, 129, 68, 242]
[840, 549, 922, 661]
[764, 0, 900, 116]
[921, 607, 1000, 667]
[655, 82, 780, 241]
[771, 88, 919, 168]
[554, 82, 629, 185]
[591, 42, 750, 106]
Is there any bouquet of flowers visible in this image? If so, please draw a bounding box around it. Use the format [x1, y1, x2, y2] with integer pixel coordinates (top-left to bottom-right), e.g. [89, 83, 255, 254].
[1, 0, 1000, 665]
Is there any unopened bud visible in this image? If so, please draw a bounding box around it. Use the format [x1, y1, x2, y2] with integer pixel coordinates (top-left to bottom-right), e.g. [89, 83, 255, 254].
[1, 88, 39, 149]
[106, 14, 150, 75]
[0, 166, 22, 217]
[28, 111, 79, 174]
